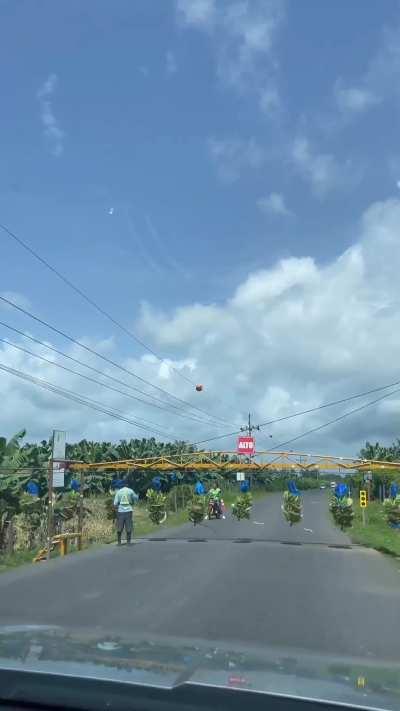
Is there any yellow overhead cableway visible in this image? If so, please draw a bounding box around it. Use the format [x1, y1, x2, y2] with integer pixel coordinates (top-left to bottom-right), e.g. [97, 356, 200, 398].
[69, 451, 400, 473]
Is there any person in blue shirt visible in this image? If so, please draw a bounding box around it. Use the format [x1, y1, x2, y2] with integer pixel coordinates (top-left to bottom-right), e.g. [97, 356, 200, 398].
[113, 480, 139, 545]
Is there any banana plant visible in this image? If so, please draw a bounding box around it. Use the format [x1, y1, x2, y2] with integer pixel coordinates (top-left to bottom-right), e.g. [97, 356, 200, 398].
[232, 493, 253, 520]
[18, 493, 47, 549]
[0, 430, 27, 469]
[282, 491, 303, 526]
[146, 489, 167, 524]
[188, 496, 206, 525]
[329, 493, 354, 530]
[384, 495, 400, 527]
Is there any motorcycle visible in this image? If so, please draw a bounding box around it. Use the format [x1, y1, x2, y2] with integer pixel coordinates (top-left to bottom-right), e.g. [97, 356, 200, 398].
[207, 498, 222, 520]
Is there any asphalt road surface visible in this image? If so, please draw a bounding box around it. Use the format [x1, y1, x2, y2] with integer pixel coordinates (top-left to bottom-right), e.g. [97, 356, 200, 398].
[1, 491, 399, 661]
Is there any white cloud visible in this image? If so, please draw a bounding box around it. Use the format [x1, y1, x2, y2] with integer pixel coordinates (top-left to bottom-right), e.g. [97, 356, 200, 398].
[259, 85, 281, 116]
[142, 353, 195, 380]
[166, 50, 178, 76]
[367, 24, 400, 94]
[217, 0, 284, 88]
[0, 334, 200, 443]
[177, 0, 284, 111]
[257, 192, 292, 217]
[291, 136, 360, 198]
[334, 81, 380, 115]
[330, 22, 400, 122]
[0, 291, 31, 311]
[208, 136, 264, 182]
[135, 197, 400, 454]
[177, 0, 216, 27]
[3, 198, 400, 455]
[231, 256, 317, 309]
[36, 73, 65, 157]
[36, 74, 59, 100]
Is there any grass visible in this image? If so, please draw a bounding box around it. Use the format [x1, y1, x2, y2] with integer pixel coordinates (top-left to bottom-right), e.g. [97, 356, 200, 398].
[0, 547, 41, 574]
[0, 486, 270, 572]
[348, 501, 400, 557]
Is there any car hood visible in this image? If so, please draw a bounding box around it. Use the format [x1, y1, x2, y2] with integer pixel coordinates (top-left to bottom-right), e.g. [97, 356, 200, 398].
[0, 625, 399, 710]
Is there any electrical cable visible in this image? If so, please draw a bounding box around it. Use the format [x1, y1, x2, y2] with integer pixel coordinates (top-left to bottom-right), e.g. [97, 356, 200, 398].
[0, 295, 234, 427]
[10, 306, 396, 434]
[0, 320, 225, 426]
[0, 335, 221, 427]
[0, 338, 181, 432]
[267, 386, 400, 452]
[258, 432, 274, 448]
[191, 428, 241, 447]
[0, 361, 179, 439]
[0, 220, 197, 386]
[2, 373, 398, 473]
[191, 378, 400, 447]
[257, 379, 400, 429]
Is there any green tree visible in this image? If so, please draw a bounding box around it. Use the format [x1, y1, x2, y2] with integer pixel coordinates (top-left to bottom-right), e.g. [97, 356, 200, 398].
[0, 430, 27, 469]
[359, 441, 393, 461]
[0, 431, 31, 550]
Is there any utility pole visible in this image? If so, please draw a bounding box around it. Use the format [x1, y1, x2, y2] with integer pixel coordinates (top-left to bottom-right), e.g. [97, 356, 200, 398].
[77, 469, 85, 551]
[240, 412, 260, 437]
[46, 456, 54, 561]
[240, 413, 260, 488]
[47, 430, 66, 562]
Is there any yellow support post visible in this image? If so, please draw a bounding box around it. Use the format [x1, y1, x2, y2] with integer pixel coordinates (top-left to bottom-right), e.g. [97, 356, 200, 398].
[33, 532, 81, 562]
[360, 490, 368, 527]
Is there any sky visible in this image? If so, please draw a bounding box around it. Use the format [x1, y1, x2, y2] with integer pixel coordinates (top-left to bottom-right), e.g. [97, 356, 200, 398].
[1, 0, 400, 457]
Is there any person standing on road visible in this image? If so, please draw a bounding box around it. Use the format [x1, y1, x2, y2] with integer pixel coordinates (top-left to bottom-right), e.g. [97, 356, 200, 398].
[113, 480, 139, 545]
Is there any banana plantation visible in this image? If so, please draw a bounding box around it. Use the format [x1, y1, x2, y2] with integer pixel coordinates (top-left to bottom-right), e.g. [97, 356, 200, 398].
[0, 430, 325, 557]
[0, 431, 199, 555]
[3, 429, 398, 559]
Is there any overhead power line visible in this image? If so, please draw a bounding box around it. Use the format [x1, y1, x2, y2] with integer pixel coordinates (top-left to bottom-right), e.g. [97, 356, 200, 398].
[191, 379, 400, 447]
[0, 321, 223, 426]
[191, 428, 241, 447]
[0, 295, 234, 428]
[268, 386, 400, 452]
[0, 335, 221, 428]
[0, 361, 179, 440]
[2, 357, 398, 457]
[257, 379, 400, 429]
[0, 220, 197, 386]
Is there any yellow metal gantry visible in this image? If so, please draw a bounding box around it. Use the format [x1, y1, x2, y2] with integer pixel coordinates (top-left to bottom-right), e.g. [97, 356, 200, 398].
[69, 450, 400, 473]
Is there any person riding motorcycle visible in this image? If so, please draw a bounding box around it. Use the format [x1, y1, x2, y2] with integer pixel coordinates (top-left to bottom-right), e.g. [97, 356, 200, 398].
[208, 485, 222, 517]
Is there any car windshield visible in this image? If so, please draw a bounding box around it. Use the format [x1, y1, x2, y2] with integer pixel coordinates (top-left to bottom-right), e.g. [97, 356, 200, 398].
[1, 2, 400, 710]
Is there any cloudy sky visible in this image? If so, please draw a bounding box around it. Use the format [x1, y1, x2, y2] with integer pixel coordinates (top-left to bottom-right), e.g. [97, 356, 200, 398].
[1, 0, 400, 456]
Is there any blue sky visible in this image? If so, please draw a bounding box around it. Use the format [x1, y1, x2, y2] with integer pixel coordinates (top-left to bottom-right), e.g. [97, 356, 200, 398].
[2, 0, 400, 452]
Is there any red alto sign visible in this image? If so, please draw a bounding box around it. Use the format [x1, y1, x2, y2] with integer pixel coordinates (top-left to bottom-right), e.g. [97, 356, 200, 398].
[237, 436, 255, 456]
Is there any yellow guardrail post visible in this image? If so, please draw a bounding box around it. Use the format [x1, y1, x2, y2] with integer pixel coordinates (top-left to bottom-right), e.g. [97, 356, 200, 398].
[33, 532, 81, 562]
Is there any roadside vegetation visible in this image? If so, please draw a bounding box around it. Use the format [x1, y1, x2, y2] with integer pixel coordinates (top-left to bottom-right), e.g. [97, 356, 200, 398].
[327, 436, 400, 556]
[0, 429, 323, 571]
[349, 501, 400, 557]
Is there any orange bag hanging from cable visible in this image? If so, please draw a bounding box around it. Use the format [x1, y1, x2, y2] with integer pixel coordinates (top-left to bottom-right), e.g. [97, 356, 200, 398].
[195, 384, 203, 392]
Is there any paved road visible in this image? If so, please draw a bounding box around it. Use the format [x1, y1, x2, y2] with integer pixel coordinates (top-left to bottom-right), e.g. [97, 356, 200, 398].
[150, 488, 352, 544]
[1, 492, 399, 661]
